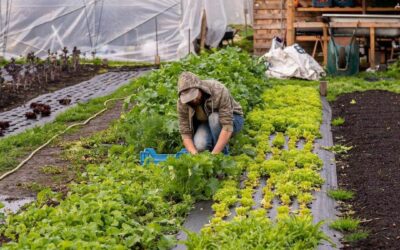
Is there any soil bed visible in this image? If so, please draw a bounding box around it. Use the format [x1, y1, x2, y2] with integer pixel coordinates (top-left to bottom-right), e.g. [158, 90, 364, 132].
[0, 65, 100, 112]
[0, 101, 124, 198]
[332, 90, 400, 249]
[0, 64, 155, 112]
[0, 235, 9, 245]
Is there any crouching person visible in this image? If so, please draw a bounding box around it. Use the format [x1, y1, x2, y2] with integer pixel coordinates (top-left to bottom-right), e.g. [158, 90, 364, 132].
[177, 72, 244, 155]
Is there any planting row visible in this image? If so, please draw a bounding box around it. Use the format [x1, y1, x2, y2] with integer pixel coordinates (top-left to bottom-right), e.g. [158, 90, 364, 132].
[0, 48, 331, 249]
[0, 48, 268, 249]
[187, 85, 328, 248]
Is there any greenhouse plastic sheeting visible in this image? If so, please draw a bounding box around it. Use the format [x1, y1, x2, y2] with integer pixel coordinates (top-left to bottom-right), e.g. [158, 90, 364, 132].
[177, 0, 227, 58]
[223, 0, 253, 25]
[0, 0, 231, 62]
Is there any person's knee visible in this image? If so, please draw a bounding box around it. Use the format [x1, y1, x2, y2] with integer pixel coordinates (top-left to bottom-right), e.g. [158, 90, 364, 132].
[208, 113, 220, 129]
[193, 125, 210, 152]
[193, 136, 208, 152]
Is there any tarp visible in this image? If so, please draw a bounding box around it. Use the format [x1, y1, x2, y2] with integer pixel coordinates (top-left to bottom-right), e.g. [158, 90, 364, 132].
[0, 0, 234, 62]
[263, 38, 326, 81]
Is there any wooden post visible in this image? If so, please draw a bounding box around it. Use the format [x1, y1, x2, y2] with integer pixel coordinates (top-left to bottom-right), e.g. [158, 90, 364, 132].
[200, 9, 207, 51]
[370, 27, 376, 68]
[155, 16, 160, 65]
[320, 81, 328, 97]
[380, 46, 386, 64]
[323, 25, 328, 66]
[312, 39, 319, 58]
[362, 0, 367, 14]
[286, 0, 295, 46]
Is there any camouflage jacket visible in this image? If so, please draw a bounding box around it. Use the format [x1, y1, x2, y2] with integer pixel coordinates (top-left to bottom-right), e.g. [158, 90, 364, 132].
[177, 72, 243, 138]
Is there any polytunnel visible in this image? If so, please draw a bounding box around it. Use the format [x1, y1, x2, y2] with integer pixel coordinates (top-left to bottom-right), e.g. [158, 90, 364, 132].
[0, 0, 252, 62]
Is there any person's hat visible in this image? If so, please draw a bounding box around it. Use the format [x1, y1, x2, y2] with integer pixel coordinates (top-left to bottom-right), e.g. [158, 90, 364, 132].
[180, 88, 200, 104]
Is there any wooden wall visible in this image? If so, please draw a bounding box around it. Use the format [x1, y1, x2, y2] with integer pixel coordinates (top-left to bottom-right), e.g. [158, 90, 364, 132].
[253, 0, 320, 56]
[253, 0, 287, 56]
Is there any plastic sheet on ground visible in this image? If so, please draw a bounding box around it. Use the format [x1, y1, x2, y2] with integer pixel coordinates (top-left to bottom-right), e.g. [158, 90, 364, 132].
[263, 38, 326, 81]
[312, 97, 342, 250]
[173, 97, 342, 249]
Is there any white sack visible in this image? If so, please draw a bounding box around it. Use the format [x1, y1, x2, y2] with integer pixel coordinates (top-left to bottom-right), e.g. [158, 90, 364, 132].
[263, 39, 325, 81]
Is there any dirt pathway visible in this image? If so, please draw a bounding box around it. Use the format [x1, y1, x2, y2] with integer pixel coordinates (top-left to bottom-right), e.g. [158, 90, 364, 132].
[332, 90, 400, 249]
[0, 101, 124, 199]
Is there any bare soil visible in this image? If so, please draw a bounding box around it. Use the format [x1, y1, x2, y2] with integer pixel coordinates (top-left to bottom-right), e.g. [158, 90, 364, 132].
[0, 65, 100, 112]
[332, 90, 400, 250]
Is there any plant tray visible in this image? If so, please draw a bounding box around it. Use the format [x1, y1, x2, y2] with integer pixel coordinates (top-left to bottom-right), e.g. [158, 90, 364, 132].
[140, 148, 188, 165]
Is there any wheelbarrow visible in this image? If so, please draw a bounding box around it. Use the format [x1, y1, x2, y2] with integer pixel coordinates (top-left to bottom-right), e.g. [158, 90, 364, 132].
[324, 16, 360, 76]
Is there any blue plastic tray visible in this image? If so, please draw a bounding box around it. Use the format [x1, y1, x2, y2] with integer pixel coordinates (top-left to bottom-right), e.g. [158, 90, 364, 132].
[140, 148, 188, 165]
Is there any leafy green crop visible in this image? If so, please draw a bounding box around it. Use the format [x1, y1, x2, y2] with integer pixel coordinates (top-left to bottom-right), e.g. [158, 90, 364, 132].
[160, 153, 241, 201]
[0, 202, 4, 222]
[330, 218, 360, 232]
[322, 145, 353, 155]
[186, 212, 328, 249]
[187, 85, 329, 248]
[344, 231, 368, 243]
[0, 48, 269, 249]
[0, 49, 331, 249]
[331, 117, 345, 126]
[114, 47, 268, 155]
[328, 189, 354, 201]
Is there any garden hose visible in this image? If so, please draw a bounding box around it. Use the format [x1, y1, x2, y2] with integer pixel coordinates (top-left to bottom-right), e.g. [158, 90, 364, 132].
[0, 95, 133, 181]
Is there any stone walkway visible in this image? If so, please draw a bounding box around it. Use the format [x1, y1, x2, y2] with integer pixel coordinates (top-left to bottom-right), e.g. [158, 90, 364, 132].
[0, 70, 147, 137]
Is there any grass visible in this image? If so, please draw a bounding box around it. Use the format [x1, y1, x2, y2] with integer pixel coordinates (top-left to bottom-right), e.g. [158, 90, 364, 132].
[81, 58, 154, 68]
[0, 56, 154, 68]
[268, 69, 400, 101]
[332, 117, 345, 126]
[322, 145, 353, 154]
[0, 57, 27, 67]
[331, 217, 368, 244]
[17, 182, 47, 192]
[0, 73, 146, 175]
[40, 165, 63, 175]
[328, 189, 354, 201]
[344, 231, 369, 243]
[330, 218, 360, 232]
